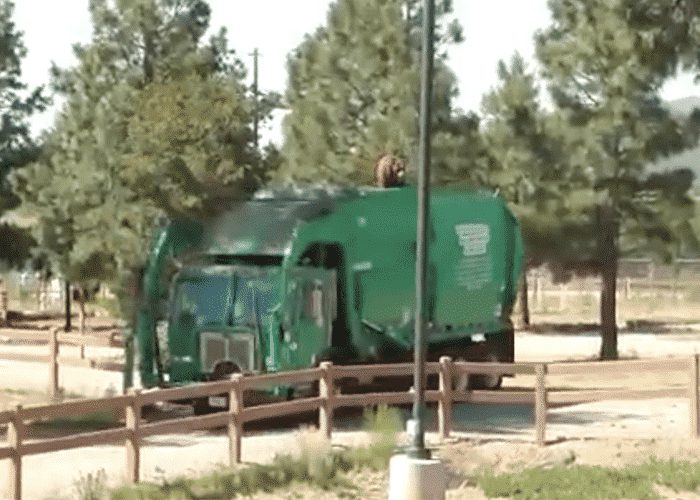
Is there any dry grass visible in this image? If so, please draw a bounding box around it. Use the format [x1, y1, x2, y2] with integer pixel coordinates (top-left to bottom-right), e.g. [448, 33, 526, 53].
[475, 458, 700, 500]
[106, 405, 403, 500]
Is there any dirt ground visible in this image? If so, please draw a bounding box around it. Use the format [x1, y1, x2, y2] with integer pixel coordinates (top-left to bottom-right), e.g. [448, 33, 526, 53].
[2, 310, 700, 498]
[5, 421, 700, 499]
[246, 434, 700, 500]
[2, 373, 699, 498]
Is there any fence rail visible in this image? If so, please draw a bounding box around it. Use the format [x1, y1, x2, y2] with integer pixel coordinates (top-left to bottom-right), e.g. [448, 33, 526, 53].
[0, 327, 124, 399]
[2, 355, 698, 500]
[524, 273, 700, 307]
[0, 327, 124, 348]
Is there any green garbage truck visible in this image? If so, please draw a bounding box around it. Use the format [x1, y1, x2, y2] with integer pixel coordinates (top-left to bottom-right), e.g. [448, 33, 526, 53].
[130, 184, 523, 410]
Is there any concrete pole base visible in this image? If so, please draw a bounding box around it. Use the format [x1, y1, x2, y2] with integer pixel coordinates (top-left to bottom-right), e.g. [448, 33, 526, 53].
[388, 453, 447, 500]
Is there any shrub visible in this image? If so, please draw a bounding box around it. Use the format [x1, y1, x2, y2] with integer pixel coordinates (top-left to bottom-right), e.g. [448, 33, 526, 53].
[110, 405, 402, 499]
[74, 469, 108, 500]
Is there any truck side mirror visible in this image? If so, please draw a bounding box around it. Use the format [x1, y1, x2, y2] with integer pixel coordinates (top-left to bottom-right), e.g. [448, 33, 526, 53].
[311, 286, 324, 328]
[283, 281, 298, 326]
[327, 270, 337, 321]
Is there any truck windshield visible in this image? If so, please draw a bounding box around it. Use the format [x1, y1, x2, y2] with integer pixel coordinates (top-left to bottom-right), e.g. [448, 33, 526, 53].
[230, 274, 278, 326]
[172, 268, 279, 328]
[173, 275, 231, 326]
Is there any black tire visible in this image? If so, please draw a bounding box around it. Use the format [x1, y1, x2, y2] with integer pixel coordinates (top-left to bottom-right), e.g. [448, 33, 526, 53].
[452, 354, 503, 391]
[192, 398, 211, 415]
[192, 360, 237, 415]
[467, 353, 503, 390]
[468, 372, 503, 390]
[452, 357, 470, 392]
[285, 387, 296, 401]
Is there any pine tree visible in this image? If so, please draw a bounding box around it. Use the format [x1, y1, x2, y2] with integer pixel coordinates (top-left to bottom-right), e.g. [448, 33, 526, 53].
[479, 53, 594, 326]
[535, 0, 700, 359]
[123, 72, 271, 218]
[481, 53, 551, 326]
[0, 0, 46, 266]
[278, 0, 480, 186]
[279, 0, 415, 185]
[13, 0, 274, 319]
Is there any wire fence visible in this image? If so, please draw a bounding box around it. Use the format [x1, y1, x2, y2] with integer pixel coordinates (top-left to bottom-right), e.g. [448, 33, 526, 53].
[0, 271, 119, 318]
[0, 272, 64, 314]
[522, 259, 700, 322]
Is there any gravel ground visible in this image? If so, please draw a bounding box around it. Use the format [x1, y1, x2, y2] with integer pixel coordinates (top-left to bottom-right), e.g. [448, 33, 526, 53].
[0, 396, 694, 499]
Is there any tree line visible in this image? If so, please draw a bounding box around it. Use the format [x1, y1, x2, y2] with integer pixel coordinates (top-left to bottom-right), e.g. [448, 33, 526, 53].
[1, 0, 700, 359]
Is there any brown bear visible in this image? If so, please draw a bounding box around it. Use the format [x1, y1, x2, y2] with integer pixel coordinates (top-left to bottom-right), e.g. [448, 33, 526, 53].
[373, 153, 406, 188]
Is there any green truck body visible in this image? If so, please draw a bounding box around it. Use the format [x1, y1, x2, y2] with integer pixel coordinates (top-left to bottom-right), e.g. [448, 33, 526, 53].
[133, 185, 523, 402]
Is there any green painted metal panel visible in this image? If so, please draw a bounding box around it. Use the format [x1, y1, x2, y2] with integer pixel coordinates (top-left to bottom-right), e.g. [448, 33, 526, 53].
[134, 185, 523, 389]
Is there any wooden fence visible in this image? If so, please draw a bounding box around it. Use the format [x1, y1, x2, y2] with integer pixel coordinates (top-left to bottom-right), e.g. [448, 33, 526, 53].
[1, 356, 698, 500]
[0, 327, 124, 398]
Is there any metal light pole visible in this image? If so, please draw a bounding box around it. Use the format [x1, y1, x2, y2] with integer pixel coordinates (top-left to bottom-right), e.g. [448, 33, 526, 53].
[408, 0, 435, 460]
[388, 2, 447, 495]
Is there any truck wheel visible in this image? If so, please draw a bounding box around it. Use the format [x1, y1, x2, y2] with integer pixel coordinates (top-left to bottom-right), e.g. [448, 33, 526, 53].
[469, 373, 502, 390]
[468, 354, 502, 390]
[452, 357, 469, 392]
[192, 361, 237, 415]
[193, 397, 212, 415]
[453, 355, 503, 391]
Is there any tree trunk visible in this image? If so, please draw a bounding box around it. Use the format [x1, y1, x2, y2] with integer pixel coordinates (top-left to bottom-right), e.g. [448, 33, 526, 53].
[600, 259, 618, 359]
[77, 287, 87, 359]
[0, 281, 7, 326]
[77, 287, 86, 335]
[64, 280, 72, 332]
[599, 204, 619, 360]
[142, 27, 155, 84]
[37, 276, 45, 311]
[519, 272, 530, 328]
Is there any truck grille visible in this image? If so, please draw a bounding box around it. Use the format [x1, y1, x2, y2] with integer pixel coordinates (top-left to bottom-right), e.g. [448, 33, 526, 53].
[200, 332, 255, 374]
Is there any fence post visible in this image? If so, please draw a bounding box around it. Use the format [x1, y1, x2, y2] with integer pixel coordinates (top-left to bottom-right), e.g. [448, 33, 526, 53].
[125, 389, 141, 483]
[625, 278, 632, 300]
[229, 374, 244, 465]
[49, 327, 59, 400]
[690, 355, 700, 439]
[79, 330, 85, 360]
[438, 356, 453, 440]
[8, 405, 23, 500]
[319, 361, 335, 440]
[535, 364, 548, 446]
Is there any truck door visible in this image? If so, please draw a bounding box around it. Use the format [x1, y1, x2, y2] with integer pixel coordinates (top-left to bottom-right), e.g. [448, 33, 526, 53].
[282, 267, 337, 369]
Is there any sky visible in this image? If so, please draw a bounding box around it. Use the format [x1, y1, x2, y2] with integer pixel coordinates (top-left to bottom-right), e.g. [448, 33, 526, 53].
[13, 0, 700, 145]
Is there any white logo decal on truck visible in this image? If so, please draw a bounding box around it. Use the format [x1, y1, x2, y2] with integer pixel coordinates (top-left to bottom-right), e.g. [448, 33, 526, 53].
[455, 223, 490, 256]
